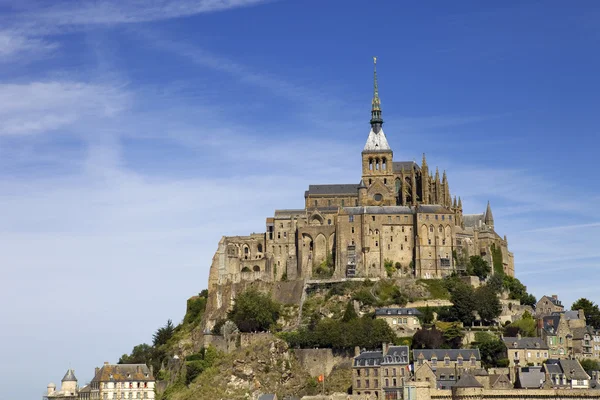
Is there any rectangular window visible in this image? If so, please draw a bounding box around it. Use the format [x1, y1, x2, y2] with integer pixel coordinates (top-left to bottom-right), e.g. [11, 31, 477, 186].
[349, 215, 354, 222]
[352, 227, 355, 233]
[314, 200, 317, 207]
[442, 215, 445, 220]
[365, 379, 370, 388]
[341, 200, 345, 207]
[372, 216, 376, 221]
[284, 232, 287, 238]
[405, 236, 408, 242]
[435, 215, 438, 220]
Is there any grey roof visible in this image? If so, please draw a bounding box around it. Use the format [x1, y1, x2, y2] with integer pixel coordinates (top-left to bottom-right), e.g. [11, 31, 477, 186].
[413, 349, 481, 361]
[542, 295, 563, 307]
[435, 367, 459, 379]
[376, 308, 422, 316]
[463, 214, 484, 228]
[455, 373, 484, 388]
[393, 161, 420, 172]
[258, 395, 276, 400]
[560, 359, 590, 381]
[485, 201, 494, 224]
[544, 363, 562, 374]
[516, 366, 545, 389]
[345, 206, 414, 215]
[62, 369, 77, 382]
[572, 326, 594, 340]
[363, 127, 391, 151]
[489, 374, 512, 388]
[418, 204, 452, 214]
[78, 385, 91, 393]
[502, 337, 549, 350]
[306, 184, 359, 196]
[383, 345, 410, 365]
[354, 350, 383, 367]
[564, 310, 581, 320]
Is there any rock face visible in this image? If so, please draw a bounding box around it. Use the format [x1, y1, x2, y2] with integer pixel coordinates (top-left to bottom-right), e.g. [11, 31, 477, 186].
[203, 279, 305, 331]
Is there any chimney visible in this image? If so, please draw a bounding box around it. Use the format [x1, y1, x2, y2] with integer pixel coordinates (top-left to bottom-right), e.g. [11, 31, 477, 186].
[579, 309, 586, 321]
[136, 365, 141, 373]
[95, 367, 99, 376]
[355, 346, 361, 357]
[104, 361, 109, 365]
[552, 295, 558, 300]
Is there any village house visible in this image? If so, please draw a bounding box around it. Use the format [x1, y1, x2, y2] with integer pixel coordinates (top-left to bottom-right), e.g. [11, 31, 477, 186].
[375, 308, 422, 335]
[353, 344, 410, 399]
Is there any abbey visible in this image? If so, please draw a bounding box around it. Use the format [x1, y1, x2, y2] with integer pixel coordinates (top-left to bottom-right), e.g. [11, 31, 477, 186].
[208, 61, 514, 290]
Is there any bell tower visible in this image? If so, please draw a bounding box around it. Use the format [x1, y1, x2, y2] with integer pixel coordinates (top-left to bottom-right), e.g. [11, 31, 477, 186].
[361, 57, 394, 206]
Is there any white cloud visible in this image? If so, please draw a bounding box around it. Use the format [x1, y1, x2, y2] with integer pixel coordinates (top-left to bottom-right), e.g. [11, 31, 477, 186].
[0, 82, 130, 135]
[0, 30, 57, 61]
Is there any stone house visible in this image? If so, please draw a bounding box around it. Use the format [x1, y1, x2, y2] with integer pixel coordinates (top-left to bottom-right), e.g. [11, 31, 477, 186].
[375, 308, 422, 335]
[543, 359, 590, 389]
[502, 336, 549, 368]
[413, 349, 482, 371]
[89, 362, 155, 400]
[514, 366, 547, 389]
[572, 326, 595, 359]
[353, 344, 410, 399]
[535, 295, 564, 318]
[538, 310, 590, 359]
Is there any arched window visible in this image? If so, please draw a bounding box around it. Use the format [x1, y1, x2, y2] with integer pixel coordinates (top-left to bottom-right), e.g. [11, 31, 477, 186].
[253, 265, 260, 272]
[429, 226, 434, 233]
[375, 158, 380, 170]
[369, 158, 373, 170]
[382, 158, 387, 170]
[257, 244, 263, 253]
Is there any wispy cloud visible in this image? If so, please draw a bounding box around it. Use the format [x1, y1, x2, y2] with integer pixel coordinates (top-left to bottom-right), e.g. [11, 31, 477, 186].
[0, 82, 130, 136]
[521, 222, 600, 233]
[0, 30, 58, 61]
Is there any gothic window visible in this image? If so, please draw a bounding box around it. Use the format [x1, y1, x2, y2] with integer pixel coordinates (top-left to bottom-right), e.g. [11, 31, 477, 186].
[257, 244, 263, 252]
[376, 158, 380, 170]
[349, 215, 354, 222]
[429, 226, 434, 233]
[244, 247, 249, 254]
[253, 265, 260, 272]
[328, 219, 332, 225]
[382, 158, 387, 170]
[369, 158, 373, 170]
[439, 226, 443, 233]
[384, 178, 387, 184]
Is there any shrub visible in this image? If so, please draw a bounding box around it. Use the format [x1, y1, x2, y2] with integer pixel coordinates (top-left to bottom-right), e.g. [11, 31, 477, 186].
[227, 289, 281, 332]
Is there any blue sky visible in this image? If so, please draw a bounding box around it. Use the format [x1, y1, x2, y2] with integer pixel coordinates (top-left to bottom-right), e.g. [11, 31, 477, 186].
[0, 0, 599, 397]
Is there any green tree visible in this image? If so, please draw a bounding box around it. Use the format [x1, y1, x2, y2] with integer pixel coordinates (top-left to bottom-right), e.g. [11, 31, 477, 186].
[227, 289, 281, 332]
[442, 323, 464, 348]
[505, 313, 537, 337]
[475, 285, 502, 324]
[153, 319, 175, 347]
[487, 274, 504, 294]
[572, 298, 600, 329]
[580, 359, 600, 374]
[342, 302, 358, 322]
[469, 256, 491, 279]
[449, 282, 476, 326]
[419, 306, 435, 324]
[119, 343, 153, 364]
[475, 332, 506, 368]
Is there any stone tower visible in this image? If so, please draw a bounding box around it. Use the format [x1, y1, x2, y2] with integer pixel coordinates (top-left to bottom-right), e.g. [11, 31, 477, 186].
[485, 201, 494, 228]
[361, 57, 395, 206]
[60, 369, 77, 394]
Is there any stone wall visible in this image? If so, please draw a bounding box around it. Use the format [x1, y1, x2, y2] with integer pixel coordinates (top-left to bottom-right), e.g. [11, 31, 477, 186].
[295, 349, 354, 378]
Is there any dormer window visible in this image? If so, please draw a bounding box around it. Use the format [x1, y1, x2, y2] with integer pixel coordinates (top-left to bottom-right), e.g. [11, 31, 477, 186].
[513, 342, 518, 348]
[431, 357, 437, 366]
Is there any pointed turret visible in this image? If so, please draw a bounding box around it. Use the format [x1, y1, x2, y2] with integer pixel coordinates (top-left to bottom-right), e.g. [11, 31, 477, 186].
[453, 196, 457, 208]
[485, 201, 494, 228]
[458, 197, 462, 210]
[62, 369, 77, 382]
[421, 154, 429, 204]
[363, 57, 390, 151]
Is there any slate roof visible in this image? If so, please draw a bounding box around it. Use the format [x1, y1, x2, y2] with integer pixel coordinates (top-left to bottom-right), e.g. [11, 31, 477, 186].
[91, 364, 154, 382]
[502, 337, 549, 350]
[78, 385, 91, 394]
[572, 326, 594, 340]
[542, 295, 563, 307]
[62, 369, 77, 382]
[274, 209, 305, 218]
[363, 128, 391, 151]
[306, 184, 359, 196]
[463, 214, 484, 228]
[544, 363, 562, 374]
[354, 351, 383, 367]
[413, 349, 481, 361]
[393, 161, 420, 172]
[455, 373, 483, 388]
[516, 366, 545, 389]
[418, 204, 453, 214]
[564, 310, 582, 320]
[560, 359, 590, 381]
[375, 308, 422, 316]
[382, 345, 410, 365]
[258, 395, 277, 400]
[345, 206, 414, 215]
[489, 374, 512, 389]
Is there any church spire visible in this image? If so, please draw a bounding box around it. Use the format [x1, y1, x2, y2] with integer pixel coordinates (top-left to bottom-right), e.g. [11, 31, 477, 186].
[370, 56, 383, 133]
[485, 201, 494, 228]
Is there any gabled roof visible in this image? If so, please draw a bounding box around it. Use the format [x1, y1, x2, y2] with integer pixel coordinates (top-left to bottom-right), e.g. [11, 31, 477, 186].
[91, 364, 154, 382]
[62, 369, 77, 382]
[489, 374, 512, 389]
[418, 204, 453, 214]
[306, 184, 359, 196]
[559, 359, 590, 381]
[572, 326, 594, 340]
[455, 373, 483, 388]
[516, 366, 545, 389]
[393, 161, 420, 172]
[413, 349, 481, 361]
[502, 337, 548, 350]
[363, 128, 391, 152]
[542, 315, 561, 335]
[463, 214, 484, 228]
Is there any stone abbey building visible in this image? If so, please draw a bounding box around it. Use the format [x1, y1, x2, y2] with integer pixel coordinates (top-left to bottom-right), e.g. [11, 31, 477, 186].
[208, 60, 514, 291]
